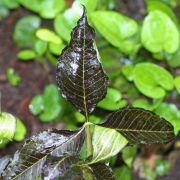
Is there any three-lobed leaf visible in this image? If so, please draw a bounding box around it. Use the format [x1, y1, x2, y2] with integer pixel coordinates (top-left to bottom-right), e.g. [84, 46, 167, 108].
[100, 107, 175, 144]
[56, 7, 109, 116]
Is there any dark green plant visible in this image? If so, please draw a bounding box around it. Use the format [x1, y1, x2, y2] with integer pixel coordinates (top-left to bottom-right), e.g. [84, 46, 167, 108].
[0, 7, 175, 179]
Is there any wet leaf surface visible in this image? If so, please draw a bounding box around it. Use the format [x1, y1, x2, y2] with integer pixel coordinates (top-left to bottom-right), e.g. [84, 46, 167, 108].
[56, 6, 109, 116]
[101, 107, 175, 144]
[2, 128, 85, 179]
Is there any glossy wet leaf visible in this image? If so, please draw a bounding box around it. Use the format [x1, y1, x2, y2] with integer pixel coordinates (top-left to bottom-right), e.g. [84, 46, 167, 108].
[2, 128, 85, 179]
[13, 15, 41, 47]
[91, 11, 139, 54]
[155, 103, 180, 135]
[56, 7, 109, 116]
[141, 10, 179, 53]
[17, 50, 37, 61]
[174, 76, 180, 94]
[101, 107, 175, 144]
[133, 63, 174, 98]
[91, 125, 128, 163]
[0, 112, 16, 141]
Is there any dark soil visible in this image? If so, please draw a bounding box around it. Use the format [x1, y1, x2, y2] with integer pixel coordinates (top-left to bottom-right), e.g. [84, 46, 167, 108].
[0, 8, 64, 157]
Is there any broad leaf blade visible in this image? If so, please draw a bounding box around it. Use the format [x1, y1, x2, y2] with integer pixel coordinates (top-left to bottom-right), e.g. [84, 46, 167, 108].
[101, 107, 175, 144]
[91, 125, 128, 164]
[56, 6, 109, 115]
[2, 128, 85, 179]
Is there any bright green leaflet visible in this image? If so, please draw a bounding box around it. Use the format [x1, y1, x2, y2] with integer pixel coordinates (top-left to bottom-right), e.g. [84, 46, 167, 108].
[14, 119, 27, 142]
[17, 50, 37, 61]
[91, 125, 128, 164]
[0, 112, 16, 141]
[133, 63, 174, 98]
[141, 10, 179, 53]
[36, 28, 62, 44]
[174, 76, 180, 94]
[91, 11, 140, 54]
[18, 0, 66, 19]
[155, 103, 180, 135]
[6, 68, 21, 87]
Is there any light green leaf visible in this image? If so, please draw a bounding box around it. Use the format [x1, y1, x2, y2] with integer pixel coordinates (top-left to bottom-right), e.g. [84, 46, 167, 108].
[36, 28, 62, 44]
[91, 125, 128, 164]
[122, 64, 134, 81]
[141, 10, 179, 53]
[0, 112, 16, 141]
[91, 11, 140, 54]
[14, 119, 26, 142]
[113, 166, 131, 180]
[6, 68, 21, 87]
[34, 40, 47, 55]
[98, 88, 125, 111]
[155, 103, 180, 135]
[49, 42, 65, 55]
[29, 95, 44, 115]
[18, 0, 66, 19]
[133, 63, 174, 98]
[17, 50, 37, 60]
[13, 15, 41, 47]
[166, 46, 180, 67]
[122, 146, 137, 168]
[3, 0, 19, 9]
[147, 0, 178, 25]
[174, 76, 180, 94]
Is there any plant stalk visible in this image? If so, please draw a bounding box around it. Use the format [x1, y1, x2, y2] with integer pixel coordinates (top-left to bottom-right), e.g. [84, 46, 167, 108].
[85, 114, 92, 157]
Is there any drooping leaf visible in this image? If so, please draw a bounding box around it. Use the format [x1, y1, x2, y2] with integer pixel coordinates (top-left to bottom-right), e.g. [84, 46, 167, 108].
[100, 107, 175, 144]
[2, 128, 85, 179]
[56, 7, 109, 116]
[133, 63, 174, 99]
[91, 125, 128, 163]
[0, 112, 16, 141]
